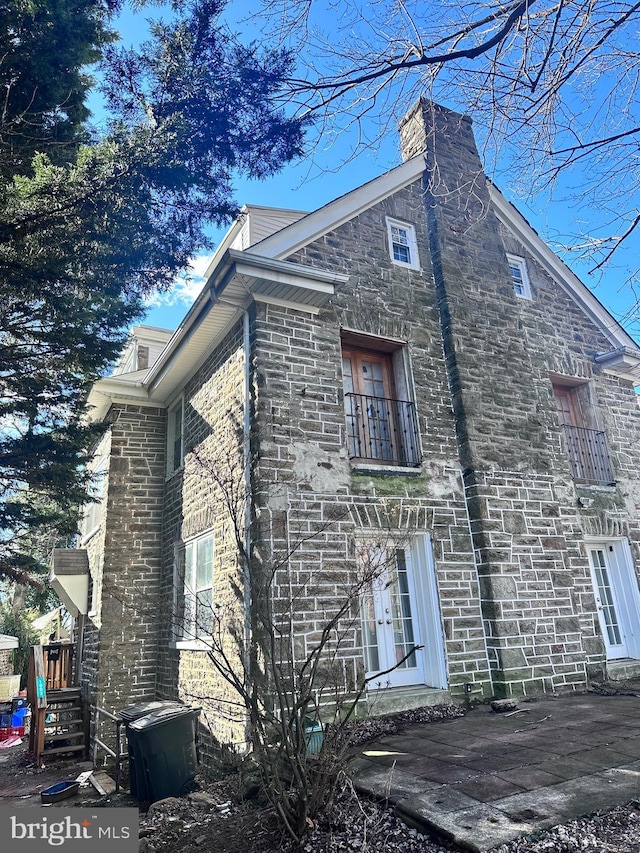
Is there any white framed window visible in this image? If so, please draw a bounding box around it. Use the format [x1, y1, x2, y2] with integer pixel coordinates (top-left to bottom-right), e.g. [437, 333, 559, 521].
[80, 455, 108, 541]
[183, 532, 214, 640]
[167, 396, 184, 476]
[507, 254, 532, 300]
[386, 218, 420, 270]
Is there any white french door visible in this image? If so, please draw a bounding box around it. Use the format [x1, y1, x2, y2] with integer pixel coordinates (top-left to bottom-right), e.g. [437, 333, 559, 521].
[587, 540, 640, 661]
[360, 537, 447, 689]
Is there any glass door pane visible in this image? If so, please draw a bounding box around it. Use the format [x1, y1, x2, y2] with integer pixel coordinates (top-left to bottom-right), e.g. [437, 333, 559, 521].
[590, 549, 623, 647]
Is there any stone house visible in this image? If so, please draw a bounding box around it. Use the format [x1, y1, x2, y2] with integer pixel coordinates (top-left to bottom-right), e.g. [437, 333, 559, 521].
[54, 99, 640, 762]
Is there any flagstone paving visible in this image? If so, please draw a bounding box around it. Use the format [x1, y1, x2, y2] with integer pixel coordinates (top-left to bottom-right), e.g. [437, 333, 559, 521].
[349, 692, 640, 851]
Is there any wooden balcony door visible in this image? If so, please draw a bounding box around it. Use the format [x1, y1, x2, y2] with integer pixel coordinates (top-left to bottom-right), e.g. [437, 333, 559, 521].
[342, 347, 396, 461]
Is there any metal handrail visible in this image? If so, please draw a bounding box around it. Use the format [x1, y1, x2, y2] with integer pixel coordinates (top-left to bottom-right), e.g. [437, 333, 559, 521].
[93, 705, 128, 792]
[344, 393, 421, 466]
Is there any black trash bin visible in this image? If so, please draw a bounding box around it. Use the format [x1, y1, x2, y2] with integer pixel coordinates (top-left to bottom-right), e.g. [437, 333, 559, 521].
[119, 701, 183, 799]
[128, 706, 200, 802]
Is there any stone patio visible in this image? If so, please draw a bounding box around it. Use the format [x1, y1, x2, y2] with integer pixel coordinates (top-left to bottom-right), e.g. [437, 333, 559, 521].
[349, 691, 640, 850]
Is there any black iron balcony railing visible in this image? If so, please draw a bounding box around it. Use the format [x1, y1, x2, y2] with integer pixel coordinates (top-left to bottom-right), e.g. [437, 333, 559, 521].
[345, 393, 421, 466]
[562, 424, 615, 486]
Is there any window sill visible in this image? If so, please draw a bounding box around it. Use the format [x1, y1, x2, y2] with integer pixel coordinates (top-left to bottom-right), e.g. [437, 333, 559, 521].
[170, 639, 212, 651]
[165, 465, 184, 483]
[575, 482, 617, 492]
[390, 260, 421, 272]
[351, 462, 422, 477]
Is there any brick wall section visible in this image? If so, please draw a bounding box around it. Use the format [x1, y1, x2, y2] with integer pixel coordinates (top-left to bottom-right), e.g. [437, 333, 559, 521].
[80, 431, 111, 722]
[0, 649, 12, 676]
[156, 323, 248, 757]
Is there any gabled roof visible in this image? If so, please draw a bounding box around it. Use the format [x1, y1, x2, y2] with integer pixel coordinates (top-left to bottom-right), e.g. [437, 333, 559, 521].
[87, 147, 640, 421]
[248, 156, 427, 260]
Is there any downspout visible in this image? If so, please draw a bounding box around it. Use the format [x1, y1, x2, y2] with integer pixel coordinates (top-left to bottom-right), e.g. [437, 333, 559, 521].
[242, 309, 252, 744]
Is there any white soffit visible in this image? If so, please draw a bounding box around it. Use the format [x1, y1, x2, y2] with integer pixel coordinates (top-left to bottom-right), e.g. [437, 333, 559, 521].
[86, 251, 346, 418]
[594, 347, 640, 383]
[248, 155, 427, 260]
[489, 184, 639, 352]
[143, 250, 347, 402]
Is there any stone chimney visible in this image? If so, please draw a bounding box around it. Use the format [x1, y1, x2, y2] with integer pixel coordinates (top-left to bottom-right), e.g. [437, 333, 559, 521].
[398, 97, 473, 162]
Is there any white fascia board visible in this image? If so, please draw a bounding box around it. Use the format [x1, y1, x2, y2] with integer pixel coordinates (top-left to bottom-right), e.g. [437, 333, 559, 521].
[247, 155, 427, 260]
[85, 375, 152, 423]
[143, 250, 348, 400]
[227, 250, 347, 291]
[203, 211, 249, 279]
[0, 634, 18, 650]
[489, 184, 639, 351]
[129, 326, 173, 344]
[594, 347, 640, 383]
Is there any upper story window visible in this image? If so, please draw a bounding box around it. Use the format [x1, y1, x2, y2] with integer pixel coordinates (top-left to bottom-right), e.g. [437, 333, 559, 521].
[182, 532, 214, 640]
[167, 397, 184, 476]
[341, 332, 421, 468]
[386, 218, 420, 270]
[551, 379, 614, 486]
[80, 455, 108, 541]
[507, 254, 532, 300]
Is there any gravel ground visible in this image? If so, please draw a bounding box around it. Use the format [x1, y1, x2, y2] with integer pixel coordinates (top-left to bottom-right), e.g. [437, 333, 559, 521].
[143, 779, 640, 853]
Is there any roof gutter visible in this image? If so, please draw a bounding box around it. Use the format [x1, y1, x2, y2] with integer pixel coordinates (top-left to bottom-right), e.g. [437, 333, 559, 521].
[144, 249, 347, 394]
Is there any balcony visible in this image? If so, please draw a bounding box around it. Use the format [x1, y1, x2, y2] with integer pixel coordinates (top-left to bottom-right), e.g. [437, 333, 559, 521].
[345, 393, 421, 467]
[561, 424, 615, 486]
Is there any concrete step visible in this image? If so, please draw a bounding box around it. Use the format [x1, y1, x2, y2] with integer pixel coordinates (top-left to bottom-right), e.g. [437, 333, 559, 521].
[366, 686, 452, 716]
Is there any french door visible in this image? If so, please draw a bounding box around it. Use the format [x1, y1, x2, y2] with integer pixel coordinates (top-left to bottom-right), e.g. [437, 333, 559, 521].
[587, 540, 640, 661]
[360, 538, 447, 689]
[342, 348, 396, 462]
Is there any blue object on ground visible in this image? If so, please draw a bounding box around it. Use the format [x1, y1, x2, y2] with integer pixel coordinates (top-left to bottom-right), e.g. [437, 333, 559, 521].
[40, 781, 80, 804]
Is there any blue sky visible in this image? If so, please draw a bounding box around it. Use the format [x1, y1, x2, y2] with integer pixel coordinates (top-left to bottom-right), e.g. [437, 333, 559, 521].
[106, 5, 640, 343]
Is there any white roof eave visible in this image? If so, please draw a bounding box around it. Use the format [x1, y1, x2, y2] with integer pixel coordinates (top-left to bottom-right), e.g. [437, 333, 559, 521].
[0, 633, 19, 650]
[96, 250, 348, 408]
[248, 155, 427, 260]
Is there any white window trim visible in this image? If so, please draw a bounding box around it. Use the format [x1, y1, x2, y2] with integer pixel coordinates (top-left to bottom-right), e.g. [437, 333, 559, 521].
[79, 456, 108, 544]
[166, 395, 185, 477]
[507, 254, 532, 300]
[386, 217, 420, 270]
[174, 531, 215, 643]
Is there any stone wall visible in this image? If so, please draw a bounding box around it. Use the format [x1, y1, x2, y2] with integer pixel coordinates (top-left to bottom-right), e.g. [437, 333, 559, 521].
[83, 100, 640, 759]
[84, 406, 166, 749]
[80, 431, 111, 717]
[250, 177, 494, 707]
[156, 322, 248, 759]
[397, 99, 640, 693]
